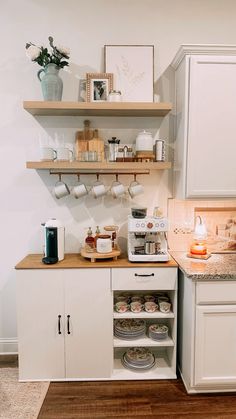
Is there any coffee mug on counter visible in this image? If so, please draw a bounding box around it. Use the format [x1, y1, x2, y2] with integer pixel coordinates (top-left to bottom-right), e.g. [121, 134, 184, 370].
[40, 146, 57, 161]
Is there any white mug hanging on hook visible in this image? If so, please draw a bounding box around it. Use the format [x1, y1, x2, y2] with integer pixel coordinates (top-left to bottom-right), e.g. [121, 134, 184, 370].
[53, 174, 70, 199]
[91, 174, 106, 199]
[128, 174, 144, 198]
[72, 175, 88, 199]
[110, 174, 126, 198]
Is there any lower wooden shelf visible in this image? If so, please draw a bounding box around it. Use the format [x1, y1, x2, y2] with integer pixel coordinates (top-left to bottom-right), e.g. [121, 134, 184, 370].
[26, 161, 171, 172]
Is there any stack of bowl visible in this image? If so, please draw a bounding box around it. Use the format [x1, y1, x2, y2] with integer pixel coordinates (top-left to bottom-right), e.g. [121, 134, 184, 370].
[148, 324, 169, 341]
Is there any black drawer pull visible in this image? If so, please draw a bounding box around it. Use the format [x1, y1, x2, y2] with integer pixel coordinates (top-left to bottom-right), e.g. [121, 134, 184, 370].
[135, 273, 154, 277]
[67, 315, 71, 334]
[58, 315, 62, 335]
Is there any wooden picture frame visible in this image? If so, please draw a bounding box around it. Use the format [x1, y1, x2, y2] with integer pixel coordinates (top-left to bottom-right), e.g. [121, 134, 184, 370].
[104, 45, 154, 102]
[86, 73, 113, 102]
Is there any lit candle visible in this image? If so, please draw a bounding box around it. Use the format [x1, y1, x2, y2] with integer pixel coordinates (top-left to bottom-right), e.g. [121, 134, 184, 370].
[190, 241, 207, 255]
[190, 216, 208, 255]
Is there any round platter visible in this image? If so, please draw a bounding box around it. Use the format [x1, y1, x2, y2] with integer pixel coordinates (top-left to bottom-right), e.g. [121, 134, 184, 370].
[80, 246, 121, 262]
[122, 355, 156, 371]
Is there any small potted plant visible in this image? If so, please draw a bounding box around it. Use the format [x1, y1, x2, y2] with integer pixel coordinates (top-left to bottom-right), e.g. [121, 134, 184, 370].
[26, 36, 70, 101]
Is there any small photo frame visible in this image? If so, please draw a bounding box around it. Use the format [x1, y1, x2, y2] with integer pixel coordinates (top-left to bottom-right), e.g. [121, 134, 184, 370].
[86, 73, 113, 102]
[104, 45, 154, 102]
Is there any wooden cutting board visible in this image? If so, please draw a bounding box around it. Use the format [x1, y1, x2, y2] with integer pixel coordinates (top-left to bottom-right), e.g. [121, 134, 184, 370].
[88, 129, 105, 160]
[75, 130, 88, 160]
[75, 120, 94, 160]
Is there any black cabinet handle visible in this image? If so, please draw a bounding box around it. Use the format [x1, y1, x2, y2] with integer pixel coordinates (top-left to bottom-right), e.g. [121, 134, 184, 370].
[67, 315, 71, 334]
[134, 273, 154, 277]
[58, 315, 62, 335]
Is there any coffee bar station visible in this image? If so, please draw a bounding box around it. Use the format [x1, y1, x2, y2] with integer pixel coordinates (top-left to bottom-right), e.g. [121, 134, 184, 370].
[14, 45, 236, 396]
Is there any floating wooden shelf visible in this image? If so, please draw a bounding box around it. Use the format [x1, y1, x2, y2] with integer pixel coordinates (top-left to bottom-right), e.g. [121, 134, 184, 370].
[23, 101, 172, 117]
[26, 161, 171, 172]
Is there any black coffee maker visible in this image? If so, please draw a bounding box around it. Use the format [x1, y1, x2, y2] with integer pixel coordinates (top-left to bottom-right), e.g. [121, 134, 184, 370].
[42, 219, 65, 264]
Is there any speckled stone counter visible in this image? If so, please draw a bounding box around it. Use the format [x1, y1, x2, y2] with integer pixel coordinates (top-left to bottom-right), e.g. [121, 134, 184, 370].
[170, 251, 236, 280]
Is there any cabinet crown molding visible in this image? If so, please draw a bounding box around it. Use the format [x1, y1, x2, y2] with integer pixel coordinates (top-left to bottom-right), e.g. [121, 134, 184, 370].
[171, 44, 236, 69]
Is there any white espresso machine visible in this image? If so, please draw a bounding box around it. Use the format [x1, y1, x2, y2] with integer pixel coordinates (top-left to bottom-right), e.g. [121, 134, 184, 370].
[128, 215, 169, 262]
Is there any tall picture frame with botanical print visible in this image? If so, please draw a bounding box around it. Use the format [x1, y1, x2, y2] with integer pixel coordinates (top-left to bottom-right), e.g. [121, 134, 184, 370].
[104, 45, 154, 102]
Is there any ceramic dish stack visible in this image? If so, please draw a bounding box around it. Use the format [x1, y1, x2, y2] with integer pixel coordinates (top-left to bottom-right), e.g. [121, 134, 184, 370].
[114, 319, 146, 340]
[148, 324, 169, 341]
[122, 347, 155, 371]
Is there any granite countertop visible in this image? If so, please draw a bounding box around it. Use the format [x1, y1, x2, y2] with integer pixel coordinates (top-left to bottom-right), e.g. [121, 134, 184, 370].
[170, 251, 236, 280]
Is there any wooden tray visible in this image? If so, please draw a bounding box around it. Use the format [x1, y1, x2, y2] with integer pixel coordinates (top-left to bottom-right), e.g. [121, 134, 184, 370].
[81, 246, 121, 263]
[187, 253, 211, 260]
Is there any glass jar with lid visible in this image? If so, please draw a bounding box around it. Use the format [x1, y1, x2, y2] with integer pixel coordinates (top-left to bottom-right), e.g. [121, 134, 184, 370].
[108, 90, 122, 102]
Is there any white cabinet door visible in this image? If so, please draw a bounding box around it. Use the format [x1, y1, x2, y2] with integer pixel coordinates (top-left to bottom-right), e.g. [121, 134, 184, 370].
[64, 269, 113, 379]
[195, 305, 236, 386]
[187, 55, 236, 198]
[17, 270, 65, 380]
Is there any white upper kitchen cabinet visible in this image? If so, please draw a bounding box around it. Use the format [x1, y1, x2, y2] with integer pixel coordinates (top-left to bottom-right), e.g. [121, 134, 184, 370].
[171, 45, 236, 198]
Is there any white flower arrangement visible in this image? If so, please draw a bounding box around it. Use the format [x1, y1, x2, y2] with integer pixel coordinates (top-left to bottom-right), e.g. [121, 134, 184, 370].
[26, 36, 70, 69]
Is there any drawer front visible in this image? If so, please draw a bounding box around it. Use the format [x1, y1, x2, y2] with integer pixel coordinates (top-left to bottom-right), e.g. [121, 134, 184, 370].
[196, 281, 236, 304]
[112, 268, 177, 291]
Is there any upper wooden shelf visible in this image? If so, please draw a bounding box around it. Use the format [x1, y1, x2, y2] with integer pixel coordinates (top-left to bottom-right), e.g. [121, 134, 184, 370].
[23, 101, 172, 117]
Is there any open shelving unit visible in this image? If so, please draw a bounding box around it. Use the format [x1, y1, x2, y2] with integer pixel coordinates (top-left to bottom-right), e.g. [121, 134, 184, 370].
[112, 284, 177, 380]
[24, 100, 172, 174]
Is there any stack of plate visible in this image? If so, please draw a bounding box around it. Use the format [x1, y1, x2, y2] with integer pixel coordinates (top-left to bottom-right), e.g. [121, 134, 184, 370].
[122, 347, 155, 371]
[148, 324, 169, 340]
[114, 319, 146, 340]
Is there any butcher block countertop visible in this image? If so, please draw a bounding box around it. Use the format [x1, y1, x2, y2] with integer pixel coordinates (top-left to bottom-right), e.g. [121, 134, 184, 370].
[170, 251, 236, 280]
[15, 253, 178, 269]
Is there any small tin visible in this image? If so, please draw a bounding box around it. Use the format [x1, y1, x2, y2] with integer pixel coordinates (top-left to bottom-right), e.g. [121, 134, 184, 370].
[155, 139, 165, 161]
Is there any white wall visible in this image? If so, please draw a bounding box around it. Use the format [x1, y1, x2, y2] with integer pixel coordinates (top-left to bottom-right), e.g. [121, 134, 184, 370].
[1, 0, 236, 353]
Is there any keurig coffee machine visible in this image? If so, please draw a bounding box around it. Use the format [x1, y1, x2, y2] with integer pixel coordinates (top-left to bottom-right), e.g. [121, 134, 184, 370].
[42, 218, 65, 264]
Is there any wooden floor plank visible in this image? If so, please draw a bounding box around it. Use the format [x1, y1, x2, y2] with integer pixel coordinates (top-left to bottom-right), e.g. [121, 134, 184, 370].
[38, 379, 236, 419]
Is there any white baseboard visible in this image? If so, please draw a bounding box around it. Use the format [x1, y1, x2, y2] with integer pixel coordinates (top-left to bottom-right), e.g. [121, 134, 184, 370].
[0, 338, 18, 355]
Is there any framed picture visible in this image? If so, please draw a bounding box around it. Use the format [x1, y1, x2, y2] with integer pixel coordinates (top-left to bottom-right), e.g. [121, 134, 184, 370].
[104, 45, 154, 102]
[86, 73, 113, 102]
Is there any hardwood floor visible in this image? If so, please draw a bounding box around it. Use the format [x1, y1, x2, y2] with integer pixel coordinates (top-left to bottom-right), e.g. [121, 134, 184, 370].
[1, 357, 236, 418]
[38, 379, 236, 419]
